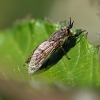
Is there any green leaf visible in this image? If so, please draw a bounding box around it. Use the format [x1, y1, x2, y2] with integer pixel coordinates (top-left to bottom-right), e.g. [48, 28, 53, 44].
[0, 19, 100, 87]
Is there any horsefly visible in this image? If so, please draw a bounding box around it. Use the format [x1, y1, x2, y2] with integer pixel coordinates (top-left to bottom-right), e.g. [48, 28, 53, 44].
[24, 18, 84, 74]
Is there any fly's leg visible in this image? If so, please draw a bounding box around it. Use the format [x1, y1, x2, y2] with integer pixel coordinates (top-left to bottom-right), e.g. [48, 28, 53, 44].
[60, 45, 70, 60]
[74, 30, 86, 37]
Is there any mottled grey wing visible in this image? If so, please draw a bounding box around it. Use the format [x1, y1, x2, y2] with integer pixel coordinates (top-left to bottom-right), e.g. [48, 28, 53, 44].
[28, 40, 59, 74]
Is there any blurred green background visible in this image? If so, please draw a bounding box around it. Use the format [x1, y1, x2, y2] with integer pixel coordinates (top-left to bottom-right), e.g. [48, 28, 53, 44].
[0, 0, 100, 44]
[0, 0, 100, 99]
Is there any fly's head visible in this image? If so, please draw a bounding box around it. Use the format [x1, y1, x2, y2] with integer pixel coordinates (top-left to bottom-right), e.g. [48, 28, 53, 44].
[61, 17, 86, 38]
[61, 17, 74, 36]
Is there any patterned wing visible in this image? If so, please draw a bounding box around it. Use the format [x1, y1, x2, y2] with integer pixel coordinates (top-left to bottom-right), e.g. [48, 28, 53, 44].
[28, 40, 59, 74]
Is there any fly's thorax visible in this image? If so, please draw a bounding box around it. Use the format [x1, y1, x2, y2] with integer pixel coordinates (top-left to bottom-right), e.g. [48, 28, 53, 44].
[48, 28, 69, 42]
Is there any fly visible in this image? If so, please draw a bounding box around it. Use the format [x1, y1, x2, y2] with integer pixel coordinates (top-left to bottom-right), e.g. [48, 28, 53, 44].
[24, 18, 84, 74]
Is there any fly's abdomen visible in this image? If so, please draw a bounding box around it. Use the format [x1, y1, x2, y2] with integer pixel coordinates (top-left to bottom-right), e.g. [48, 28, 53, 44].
[28, 40, 58, 74]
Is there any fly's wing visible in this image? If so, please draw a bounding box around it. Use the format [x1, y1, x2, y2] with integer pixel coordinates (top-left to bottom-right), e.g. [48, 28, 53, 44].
[28, 40, 59, 74]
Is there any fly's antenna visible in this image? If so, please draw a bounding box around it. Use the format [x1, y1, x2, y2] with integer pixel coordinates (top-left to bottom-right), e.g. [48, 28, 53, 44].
[67, 17, 74, 29]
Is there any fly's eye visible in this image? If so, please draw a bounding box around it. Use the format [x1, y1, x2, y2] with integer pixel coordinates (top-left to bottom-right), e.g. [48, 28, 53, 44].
[61, 27, 69, 35]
